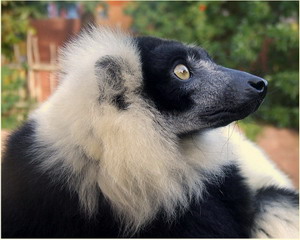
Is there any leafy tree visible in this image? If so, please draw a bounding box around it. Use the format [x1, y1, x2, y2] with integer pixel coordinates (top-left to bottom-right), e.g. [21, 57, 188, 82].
[1, 1, 48, 60]
[126, 1, 299, 129]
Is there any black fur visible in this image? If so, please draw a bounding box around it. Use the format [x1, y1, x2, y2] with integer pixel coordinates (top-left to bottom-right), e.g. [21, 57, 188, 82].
[255, 186, 299, 209]
[2, 121, 119, 237]
[112, 92, 129, 110]
[136, 37, 196, 113]
[136, 36, 267, 129]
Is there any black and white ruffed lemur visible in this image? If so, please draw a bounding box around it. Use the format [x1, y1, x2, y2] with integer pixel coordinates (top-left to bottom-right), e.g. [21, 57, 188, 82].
[2, 27, 299, 238]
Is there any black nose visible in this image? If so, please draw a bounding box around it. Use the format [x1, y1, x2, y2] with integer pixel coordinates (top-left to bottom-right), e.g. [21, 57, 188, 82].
[248, 78, 268, 95]
[217, 66, 268, 99]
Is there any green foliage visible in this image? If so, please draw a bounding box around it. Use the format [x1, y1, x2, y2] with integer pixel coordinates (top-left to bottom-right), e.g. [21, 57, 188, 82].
[1, 1, 48, 60]
[1, 66, 34, 130]
[237, 120, 264, 141]
[126, 1, 299, 130]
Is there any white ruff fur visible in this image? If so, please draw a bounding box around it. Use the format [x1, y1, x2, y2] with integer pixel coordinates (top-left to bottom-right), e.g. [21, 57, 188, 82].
[29, 27, 297, 235]
[219, 125, 295, 191]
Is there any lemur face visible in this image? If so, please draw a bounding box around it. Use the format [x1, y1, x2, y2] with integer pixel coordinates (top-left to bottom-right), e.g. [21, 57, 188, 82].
[135, 37, 267, 134]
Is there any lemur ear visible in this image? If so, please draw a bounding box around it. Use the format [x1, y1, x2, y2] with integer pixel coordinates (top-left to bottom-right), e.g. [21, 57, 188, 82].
[95, 55, 131, 109]
[95, 55, 127, 91]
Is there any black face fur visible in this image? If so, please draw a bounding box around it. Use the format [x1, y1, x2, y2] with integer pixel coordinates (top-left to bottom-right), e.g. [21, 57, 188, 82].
[135, 36, 267, 133]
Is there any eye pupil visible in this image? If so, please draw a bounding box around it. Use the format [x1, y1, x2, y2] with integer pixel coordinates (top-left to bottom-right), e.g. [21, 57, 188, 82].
[174, 64, 190, 80]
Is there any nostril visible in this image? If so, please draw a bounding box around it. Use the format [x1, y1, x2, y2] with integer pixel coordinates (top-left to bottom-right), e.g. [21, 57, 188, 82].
[248, 79, 266, 92]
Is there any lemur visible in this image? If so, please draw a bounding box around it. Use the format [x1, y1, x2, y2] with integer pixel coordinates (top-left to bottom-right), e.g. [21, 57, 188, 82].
[2, 27, 298, 238]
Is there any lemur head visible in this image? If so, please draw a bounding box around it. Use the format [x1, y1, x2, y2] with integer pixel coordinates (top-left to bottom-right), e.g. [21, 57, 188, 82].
[52, 28, 267, 138]
[135, 36, 267, 135]
[91, 33, 267, 136]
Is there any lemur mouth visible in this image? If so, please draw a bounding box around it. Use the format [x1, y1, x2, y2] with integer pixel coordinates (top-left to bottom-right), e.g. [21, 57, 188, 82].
[201, 99, 263, 128]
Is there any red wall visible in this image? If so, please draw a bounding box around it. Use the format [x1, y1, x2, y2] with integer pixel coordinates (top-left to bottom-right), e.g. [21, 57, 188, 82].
[29, 19, 81, 102]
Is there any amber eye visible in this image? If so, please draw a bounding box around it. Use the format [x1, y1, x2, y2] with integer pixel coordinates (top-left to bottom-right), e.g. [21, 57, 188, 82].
[174, 64, 190, 80]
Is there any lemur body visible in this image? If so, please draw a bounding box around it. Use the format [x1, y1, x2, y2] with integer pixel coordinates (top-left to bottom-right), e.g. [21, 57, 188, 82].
[2, 28, 298, 238]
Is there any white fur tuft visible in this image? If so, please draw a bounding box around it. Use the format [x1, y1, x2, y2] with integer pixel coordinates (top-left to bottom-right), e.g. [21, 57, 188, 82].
[252, 199, 299, 238]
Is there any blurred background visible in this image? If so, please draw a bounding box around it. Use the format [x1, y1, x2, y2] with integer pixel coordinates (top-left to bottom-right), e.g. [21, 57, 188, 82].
[1, 1, 299, 187]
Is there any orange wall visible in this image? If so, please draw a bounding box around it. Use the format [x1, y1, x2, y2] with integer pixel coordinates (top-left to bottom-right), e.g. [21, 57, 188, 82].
[96, 2, 132, 30]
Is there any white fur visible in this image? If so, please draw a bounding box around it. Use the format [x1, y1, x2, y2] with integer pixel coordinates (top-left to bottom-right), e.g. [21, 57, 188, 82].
[219, 124, 295, 191]
[179, 128, 235, 174]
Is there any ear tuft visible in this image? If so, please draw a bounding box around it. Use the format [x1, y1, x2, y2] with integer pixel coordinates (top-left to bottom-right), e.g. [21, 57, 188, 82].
[95, 55, 133, 109]
[96, 56, 126, 90]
